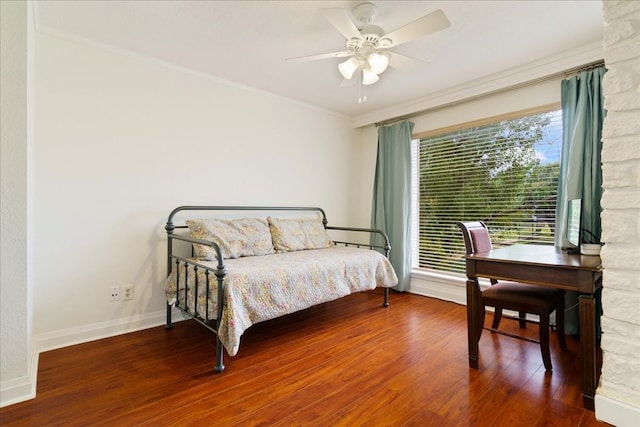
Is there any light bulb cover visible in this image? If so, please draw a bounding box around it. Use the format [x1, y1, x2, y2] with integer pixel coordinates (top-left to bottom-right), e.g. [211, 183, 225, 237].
[338, 57, 360, 79]
[362, 67, 379, 85]
[367, 52, 389, 74]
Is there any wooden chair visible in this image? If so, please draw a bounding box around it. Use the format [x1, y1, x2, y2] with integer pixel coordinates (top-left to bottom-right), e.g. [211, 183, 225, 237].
[457, 221, 567, 371]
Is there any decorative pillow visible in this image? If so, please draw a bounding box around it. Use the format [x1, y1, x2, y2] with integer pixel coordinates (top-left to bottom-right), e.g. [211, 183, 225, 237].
[267, 216, 333, 252]
[185, 218, 275, 260]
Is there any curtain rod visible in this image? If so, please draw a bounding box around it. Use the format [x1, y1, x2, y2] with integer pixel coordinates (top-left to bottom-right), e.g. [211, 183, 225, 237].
[375, 60, 606, 128]
[563, 60, 605, 77]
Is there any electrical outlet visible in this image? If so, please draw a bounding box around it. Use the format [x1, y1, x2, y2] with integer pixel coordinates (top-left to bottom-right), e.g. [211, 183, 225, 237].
[122, 285, 134, 300]
[109, 286, 120, 302]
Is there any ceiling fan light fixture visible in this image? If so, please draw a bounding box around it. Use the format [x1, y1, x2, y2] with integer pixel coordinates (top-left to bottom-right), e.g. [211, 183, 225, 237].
[367, 52, 389, 74]
[362, 67, 379, 85]
[338, 57, 360, 79]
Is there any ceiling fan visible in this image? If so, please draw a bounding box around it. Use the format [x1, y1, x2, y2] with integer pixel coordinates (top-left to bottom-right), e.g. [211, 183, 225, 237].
[287, 2, 450, 89]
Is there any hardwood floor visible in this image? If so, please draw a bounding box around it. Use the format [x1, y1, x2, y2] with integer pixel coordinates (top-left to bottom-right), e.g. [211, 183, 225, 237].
[1, 290, 610, 426]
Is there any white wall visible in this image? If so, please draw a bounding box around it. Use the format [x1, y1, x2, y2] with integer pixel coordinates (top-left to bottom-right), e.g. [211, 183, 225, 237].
[0, 0, 35, 406]
[30, 31, 360, 345]
[596, 1, 640, 425]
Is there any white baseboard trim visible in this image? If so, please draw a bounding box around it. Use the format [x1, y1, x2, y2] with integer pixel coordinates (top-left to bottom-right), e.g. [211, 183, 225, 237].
[595, 393, 640, 427]
[0, 340, 38, 408]
[0, 307, 185, 408]
[409, 269, 468, 305]
[0, 375, 35, 409]
[408, 271, 515, 316]
[35, 308, 182, 353]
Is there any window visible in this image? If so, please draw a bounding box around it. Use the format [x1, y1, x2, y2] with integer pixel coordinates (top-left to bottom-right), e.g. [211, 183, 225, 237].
[414, 108, 562, 274]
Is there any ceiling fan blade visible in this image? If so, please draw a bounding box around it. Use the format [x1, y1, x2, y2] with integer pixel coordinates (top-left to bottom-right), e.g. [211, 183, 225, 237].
[383, 9, 450, 48]
[286, 51, 353, 63]
[320, 8, 362, 40]
[387, 51, 430, 70]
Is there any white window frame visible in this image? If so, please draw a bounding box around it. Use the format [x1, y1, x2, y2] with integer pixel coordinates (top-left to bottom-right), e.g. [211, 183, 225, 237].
[409, 104, 562, 301]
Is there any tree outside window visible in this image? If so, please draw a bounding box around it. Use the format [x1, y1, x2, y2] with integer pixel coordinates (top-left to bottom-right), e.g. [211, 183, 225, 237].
[416, 110, 561, 273]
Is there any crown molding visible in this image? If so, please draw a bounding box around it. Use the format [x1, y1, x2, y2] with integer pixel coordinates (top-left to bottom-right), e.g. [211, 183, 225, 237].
[352, 40, 604, 128]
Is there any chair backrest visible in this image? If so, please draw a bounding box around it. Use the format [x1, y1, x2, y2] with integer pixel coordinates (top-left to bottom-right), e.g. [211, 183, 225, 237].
[457, 221, 493, 255]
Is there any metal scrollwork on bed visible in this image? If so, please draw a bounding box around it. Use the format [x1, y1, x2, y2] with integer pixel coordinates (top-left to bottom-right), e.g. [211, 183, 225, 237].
[164, 206, 398, 372]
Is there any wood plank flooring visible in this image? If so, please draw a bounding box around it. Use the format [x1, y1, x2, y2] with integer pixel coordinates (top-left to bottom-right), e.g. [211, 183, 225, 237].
[0, 290, 611, 426]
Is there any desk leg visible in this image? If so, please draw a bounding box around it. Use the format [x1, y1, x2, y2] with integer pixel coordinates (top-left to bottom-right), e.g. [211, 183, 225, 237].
[467, 278, 482, 369]
[579, 294, 597, 410]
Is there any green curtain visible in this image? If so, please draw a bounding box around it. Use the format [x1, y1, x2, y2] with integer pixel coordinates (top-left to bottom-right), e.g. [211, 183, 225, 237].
[555, 66, 606, 335]
[556, 66, 606, 247]
[371, 120, 414, 291]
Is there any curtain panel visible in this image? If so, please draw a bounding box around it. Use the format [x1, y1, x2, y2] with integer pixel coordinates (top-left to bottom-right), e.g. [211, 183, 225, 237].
[555, 66, 607, 248]
[555, 66, 606, 336]
[371, 120, 414, 291]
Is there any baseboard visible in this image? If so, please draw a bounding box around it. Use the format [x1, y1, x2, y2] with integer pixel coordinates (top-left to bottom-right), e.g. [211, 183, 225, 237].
[0, 342, 38, 408]
[0, 376, 35, 409]
[35, 308, 183, 353]
[1, 307, 184, 407]
[409, 269, 467, 305]
[595, 393, 640, 427]
[408, 271, 517, 317]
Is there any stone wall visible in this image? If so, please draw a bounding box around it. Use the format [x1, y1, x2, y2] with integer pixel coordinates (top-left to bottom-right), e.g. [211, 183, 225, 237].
[597, 0, 640, 424]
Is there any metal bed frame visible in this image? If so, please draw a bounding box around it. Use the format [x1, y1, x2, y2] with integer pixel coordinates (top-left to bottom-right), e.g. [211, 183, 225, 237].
[165, 206, 392, 372]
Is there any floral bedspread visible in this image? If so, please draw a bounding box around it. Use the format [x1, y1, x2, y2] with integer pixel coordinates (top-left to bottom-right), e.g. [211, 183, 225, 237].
[165, 246, 398, 356]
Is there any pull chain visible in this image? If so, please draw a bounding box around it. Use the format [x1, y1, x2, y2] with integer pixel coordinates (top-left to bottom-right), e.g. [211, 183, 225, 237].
[358, 69, 368, 104]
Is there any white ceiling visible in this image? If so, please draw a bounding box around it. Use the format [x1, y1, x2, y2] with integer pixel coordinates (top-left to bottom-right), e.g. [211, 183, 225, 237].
[34, 1, 604, 126]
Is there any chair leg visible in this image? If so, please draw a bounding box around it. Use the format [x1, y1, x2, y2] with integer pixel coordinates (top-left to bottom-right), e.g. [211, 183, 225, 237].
[539, 314, 552, 371]
[479, 305, 487, 340]
[556, 301, 567, 351]
[519, 311, 527, 328]
[491, 307, 503, 329]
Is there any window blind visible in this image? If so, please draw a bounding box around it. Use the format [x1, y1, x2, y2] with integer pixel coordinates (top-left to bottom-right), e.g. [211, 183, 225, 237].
[415, 109, 562, 274]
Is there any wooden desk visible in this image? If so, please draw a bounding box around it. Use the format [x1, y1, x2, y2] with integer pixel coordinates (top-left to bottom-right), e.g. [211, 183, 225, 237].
[464, 244, 602, 409]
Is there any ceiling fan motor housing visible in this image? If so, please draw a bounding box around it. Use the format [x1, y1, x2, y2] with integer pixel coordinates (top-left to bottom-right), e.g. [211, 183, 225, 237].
[345, 24, 388, 54]
[346, 2, 392, 55]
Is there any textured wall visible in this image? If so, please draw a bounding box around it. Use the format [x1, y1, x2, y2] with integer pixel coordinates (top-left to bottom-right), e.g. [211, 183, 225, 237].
[0, 0, 32, 404]
[597, 0, 640, 424]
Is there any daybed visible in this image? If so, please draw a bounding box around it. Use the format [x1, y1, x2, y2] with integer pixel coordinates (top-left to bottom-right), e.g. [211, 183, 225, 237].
[164, 206, 398, 372]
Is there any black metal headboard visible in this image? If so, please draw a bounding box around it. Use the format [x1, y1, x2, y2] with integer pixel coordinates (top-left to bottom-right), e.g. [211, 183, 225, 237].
[165, 205, 391, 275]
[165, 205, 327, 234]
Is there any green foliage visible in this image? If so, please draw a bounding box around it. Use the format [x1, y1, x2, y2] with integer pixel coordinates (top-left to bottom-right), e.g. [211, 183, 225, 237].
[418, 112, 560, 271]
